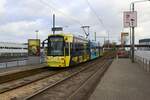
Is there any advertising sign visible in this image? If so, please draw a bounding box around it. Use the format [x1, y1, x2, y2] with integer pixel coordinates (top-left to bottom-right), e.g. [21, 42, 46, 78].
[121, 32, 129, 45]
[123, 11, 137, 28]
[28, 39, 40, 56]
[121, 32, 129, 36]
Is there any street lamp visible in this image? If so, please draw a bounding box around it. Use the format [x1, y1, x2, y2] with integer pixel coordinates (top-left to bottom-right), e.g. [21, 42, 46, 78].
[35, 30, 39, 40]
[130, 0, 150, 63]
[107, 31, 110, 48]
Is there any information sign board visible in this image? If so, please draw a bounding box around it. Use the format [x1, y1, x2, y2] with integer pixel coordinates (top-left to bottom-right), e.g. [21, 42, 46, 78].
[123, 11, 137, 28]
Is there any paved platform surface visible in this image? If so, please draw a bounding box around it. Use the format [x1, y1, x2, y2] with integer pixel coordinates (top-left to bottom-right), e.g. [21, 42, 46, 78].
[89, 58, 150, 100]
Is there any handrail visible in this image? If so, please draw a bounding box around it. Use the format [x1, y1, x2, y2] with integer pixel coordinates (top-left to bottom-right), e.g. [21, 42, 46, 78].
[0, 58, 28, 63]
[0, 56, 46, 69]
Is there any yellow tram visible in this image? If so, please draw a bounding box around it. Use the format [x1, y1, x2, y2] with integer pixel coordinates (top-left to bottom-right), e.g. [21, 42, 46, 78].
[46, 34, 90, 67]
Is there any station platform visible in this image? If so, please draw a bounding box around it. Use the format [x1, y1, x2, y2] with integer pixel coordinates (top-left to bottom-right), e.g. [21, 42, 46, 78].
[89, 58, 150, 100]
[0, 63, 46, 76]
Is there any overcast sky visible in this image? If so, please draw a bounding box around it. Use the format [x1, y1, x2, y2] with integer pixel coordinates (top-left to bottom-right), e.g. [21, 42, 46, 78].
[0, 0, 150, 44]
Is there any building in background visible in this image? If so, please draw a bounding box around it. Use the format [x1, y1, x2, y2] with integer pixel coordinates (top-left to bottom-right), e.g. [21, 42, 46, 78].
[139, 38, 150, 51]
[121, 32, 128, 48]
[0, 42, 28, 58]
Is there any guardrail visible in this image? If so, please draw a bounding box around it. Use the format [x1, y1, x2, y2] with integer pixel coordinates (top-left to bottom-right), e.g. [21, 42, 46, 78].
[0, 56, 46, 69]
[0, 58, 28, 69]
[134, 55, 150, 72]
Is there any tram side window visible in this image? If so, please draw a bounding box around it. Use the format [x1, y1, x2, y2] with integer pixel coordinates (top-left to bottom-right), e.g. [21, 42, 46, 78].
[74, 43, 77, 52]
[72, 42, 78, 56]
[78, 43, 81, 54]
[65, 43, 69, 56]
[76, 43, 81, 55]
[85, 43, 90, 53]
[76, 43, 78, 49]
[74, 43, 78, 55]
[70, 43, 72, 55]
[71, 43, 74, 53]
[79, 43, 84, 54]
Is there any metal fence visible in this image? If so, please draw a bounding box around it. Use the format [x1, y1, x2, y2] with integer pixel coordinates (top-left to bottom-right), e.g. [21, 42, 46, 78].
[0, 58, 28, 69]
[0, 56, 46, 69]
[135, 51, 150, 72]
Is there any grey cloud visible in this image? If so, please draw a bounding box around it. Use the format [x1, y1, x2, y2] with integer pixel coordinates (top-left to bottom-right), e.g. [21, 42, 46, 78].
[0, 0, 150, 44]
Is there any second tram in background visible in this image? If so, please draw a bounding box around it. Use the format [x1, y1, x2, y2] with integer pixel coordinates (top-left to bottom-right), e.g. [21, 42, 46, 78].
[44, 34, 102, 67]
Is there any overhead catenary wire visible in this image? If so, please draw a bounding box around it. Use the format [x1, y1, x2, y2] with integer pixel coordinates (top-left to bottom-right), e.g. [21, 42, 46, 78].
[39, 0, 110, 40]
[38, 0, 83, 26]
[85, 0, 111, 46]
[85, 0, 110, 34]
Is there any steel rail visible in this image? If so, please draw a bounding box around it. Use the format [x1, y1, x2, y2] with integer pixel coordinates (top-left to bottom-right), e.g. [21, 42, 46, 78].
[25, 57, 108, 100]
[0, 57, 102, 95]
[0, 69, 64, 94]
[67, 59, 112, 100]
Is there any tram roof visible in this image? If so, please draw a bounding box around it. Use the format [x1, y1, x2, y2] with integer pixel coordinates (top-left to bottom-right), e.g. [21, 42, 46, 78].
[48, 33, 88, 41]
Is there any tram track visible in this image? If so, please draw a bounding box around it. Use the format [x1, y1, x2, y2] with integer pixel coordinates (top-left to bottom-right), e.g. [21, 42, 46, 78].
[27, 57, 113, 100]
[0, 66, 48, 84]
[0, 58, 104, 100]
[0, 58, 100, 94]
[0, 53, 115, 100]
[68, 59, 113, 100]
[25, 60, 104, 100]
[27, 53, 115, 100]
[0, 70, 63, 94]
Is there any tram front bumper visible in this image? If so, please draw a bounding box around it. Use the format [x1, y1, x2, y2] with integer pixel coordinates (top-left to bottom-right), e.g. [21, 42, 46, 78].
[46, 56, 66, 67]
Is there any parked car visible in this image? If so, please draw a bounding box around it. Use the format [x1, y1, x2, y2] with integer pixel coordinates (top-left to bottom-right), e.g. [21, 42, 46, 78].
[117, 49, 129, 58]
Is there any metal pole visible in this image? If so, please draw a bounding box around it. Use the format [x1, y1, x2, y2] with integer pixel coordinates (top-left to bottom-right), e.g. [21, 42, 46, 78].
[131, 3, 135, 63]
[108, 31, 109, 48]
[130, 27, 132, 58]
[35, 30, 39, 39]
[94, 32, 96, 41]
[53, 14, 55, 34]
[129, 2, 132, 59]
[36, 32, 38, 39]
[104, 37, 105, 45]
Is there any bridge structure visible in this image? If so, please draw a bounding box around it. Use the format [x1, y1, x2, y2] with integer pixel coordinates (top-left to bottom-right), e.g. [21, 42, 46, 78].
[115, 44, 150, 48]
[103, 44, 150, 48]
